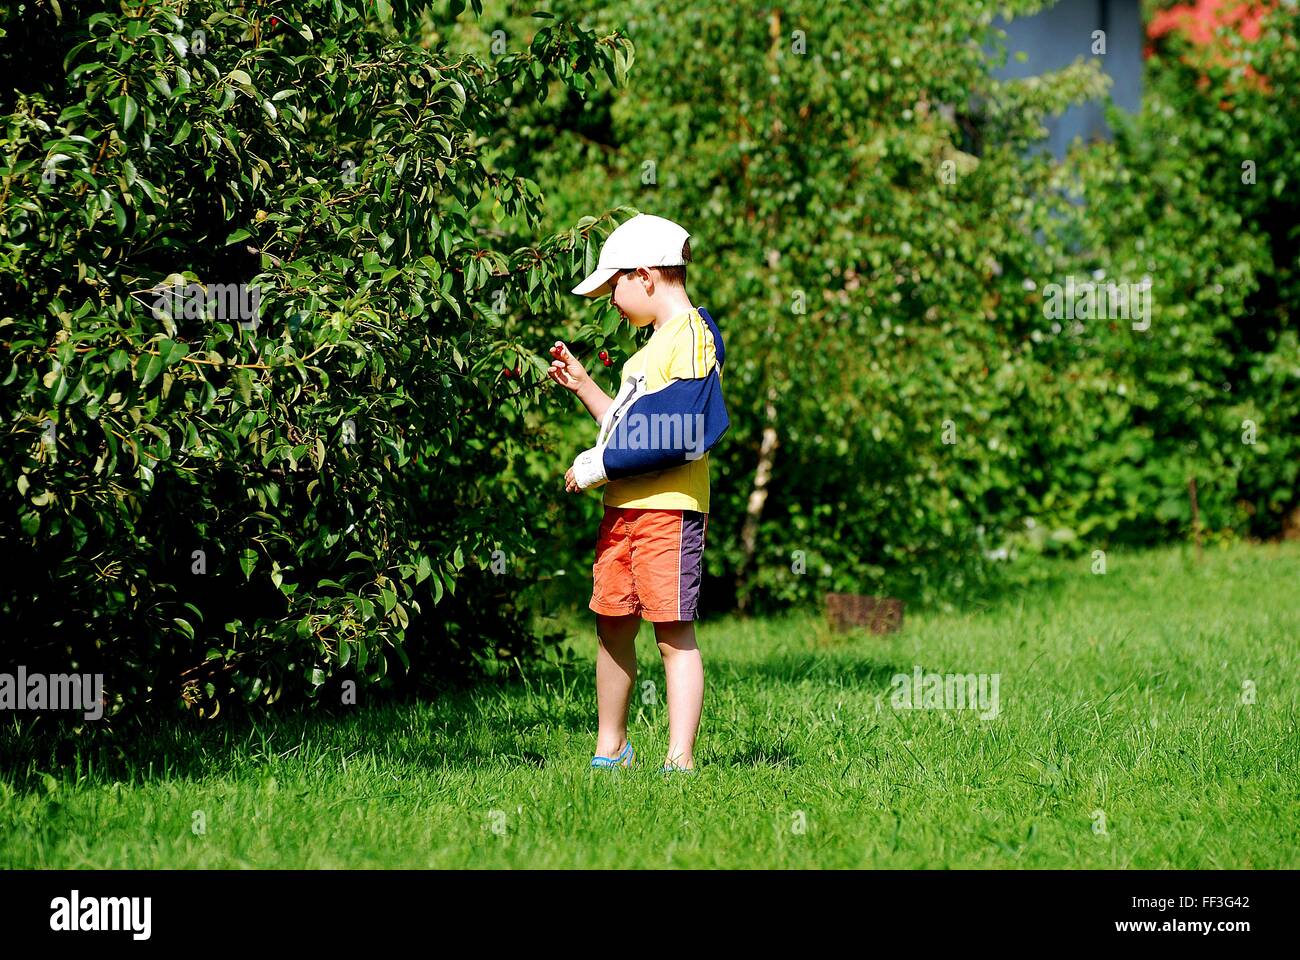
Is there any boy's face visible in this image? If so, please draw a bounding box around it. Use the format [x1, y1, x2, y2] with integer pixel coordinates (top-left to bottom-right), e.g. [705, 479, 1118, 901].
[609, 268, 656, 328]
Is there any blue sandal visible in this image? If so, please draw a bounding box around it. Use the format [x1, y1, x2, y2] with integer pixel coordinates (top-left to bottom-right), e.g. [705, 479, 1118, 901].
[591, 741, 635, 768]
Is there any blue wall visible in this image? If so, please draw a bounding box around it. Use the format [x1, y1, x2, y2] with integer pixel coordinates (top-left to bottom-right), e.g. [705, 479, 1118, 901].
[993, 0, 1143, 157]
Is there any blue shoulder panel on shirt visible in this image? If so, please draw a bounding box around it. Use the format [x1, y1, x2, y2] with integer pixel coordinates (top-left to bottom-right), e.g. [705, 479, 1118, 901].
[602, 307, 730, 481]
[698, 306, 725, 370]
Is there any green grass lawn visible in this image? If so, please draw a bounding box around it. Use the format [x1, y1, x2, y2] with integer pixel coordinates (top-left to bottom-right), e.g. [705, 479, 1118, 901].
[3, 540, 1297, 869]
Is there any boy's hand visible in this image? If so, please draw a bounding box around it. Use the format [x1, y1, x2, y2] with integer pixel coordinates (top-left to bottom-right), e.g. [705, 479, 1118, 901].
[564, 467, 578, 493]
[547, 341, 590, 392]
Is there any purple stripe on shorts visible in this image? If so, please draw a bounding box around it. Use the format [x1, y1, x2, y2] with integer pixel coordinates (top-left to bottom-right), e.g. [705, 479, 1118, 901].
[678, 510, 707, 620]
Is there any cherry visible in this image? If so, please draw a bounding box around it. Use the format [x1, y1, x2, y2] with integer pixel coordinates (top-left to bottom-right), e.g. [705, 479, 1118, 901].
[502, 367, 512, 378]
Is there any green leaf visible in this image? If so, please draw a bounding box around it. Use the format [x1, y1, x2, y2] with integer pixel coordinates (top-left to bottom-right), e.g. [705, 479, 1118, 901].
[111, 94, 138, 131]
[138, 353, 165, 388]
[158, 338, 190, 366]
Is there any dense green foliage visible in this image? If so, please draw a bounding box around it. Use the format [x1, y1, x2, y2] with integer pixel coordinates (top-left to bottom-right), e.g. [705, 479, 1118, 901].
[0, 0, 632, 717]
[1062, 0, 1300, 545]
[524, 0, 1299, 612]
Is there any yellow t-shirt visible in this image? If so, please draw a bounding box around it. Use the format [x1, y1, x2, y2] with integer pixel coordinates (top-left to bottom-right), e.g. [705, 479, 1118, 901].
[603, 307, 716, 513]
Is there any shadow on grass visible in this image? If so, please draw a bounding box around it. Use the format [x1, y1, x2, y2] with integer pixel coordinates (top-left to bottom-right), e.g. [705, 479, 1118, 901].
[928, 559, 1077, 620]
[716, 649, 909, 690]
[1, 634, 954, 788]
[713, 741, 804, 769]
[0, 672, 567, 791]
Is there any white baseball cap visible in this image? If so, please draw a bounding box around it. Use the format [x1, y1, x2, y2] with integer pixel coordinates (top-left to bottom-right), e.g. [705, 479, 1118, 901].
[571, 213, 691, 298]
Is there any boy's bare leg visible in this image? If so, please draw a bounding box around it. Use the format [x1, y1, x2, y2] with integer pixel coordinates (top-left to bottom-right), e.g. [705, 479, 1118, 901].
[653, 620, 703, 769]
[595, 613, 640, 758]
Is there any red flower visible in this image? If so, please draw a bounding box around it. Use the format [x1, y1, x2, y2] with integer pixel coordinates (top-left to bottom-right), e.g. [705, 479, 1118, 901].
[1148, 0, 1271, 45]
[1146, 0, 1275, 91]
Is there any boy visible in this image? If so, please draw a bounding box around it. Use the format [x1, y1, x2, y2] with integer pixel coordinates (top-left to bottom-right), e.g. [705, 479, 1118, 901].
[547, 213, 729, 773]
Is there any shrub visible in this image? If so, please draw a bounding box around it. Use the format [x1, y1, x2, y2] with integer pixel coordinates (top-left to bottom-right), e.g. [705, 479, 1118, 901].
[0, 0, 633, 718]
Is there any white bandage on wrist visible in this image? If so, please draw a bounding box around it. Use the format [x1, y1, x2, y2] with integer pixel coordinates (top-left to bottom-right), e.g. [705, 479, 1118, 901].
[571, 447, 608, 490]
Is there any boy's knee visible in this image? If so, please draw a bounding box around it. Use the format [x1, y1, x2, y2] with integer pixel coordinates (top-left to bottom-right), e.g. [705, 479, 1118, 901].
[596, 612, 640, 641]
[652, 620, 697, 650]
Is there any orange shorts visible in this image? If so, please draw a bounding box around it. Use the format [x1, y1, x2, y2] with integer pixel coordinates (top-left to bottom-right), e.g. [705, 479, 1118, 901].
[590, 506, 708, 622]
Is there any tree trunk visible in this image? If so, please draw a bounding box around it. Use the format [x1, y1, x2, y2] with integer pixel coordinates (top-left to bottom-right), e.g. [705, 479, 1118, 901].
[736, 385, 779, 612]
